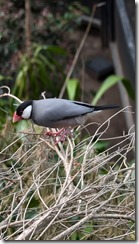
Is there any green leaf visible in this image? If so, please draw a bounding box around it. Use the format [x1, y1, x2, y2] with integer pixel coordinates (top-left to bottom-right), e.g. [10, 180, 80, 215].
[34, 44, 44, 57]
[0, 75, 12, 81]
[0, 75, 5, 81]
[28, 197, 40, 208]
[92, 75, 135, 105]
[67, 78, 79, 100]
[38, 54, 55, 71]
[47, 45, 67, 55]
[33, 44, 66, 56]
[92, 75, 121, 105]
[122, 78, 135, 100]
[15, 120, 31, 141]
[94, 141, 109, 152]
[70, 232, 78, 240]
[83, 224, 93, 234]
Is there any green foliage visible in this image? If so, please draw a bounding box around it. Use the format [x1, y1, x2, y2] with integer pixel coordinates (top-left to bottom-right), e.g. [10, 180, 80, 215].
[0, 0, 88, 83]
[41, 1, 89, 40]
[93, 141, 109, 153]
[66, 78, 79, 100]
[0, 75, 12, 81]
[70, 222, 94, 240]
[13, 44, 66, 99]
[121, 78, 135, 100]
[92, 75, 135, 105]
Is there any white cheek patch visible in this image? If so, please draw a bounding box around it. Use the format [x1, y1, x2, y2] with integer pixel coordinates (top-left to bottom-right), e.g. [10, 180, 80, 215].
[22, 105, 32, 119]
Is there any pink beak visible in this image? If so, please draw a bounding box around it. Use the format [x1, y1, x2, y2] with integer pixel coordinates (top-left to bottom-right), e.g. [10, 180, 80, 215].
[13, 112, 23, 123]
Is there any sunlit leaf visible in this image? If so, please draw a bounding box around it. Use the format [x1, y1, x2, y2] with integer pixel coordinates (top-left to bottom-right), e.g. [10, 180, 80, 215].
[67, 78, 79, 100]
[92, 75, 135, 105]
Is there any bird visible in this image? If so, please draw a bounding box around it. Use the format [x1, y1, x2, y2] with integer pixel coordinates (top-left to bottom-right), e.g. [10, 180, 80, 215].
[13, 98, 119, 140]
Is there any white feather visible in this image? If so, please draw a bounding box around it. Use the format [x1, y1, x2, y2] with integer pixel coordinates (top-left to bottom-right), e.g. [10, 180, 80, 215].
[22, 105, 32, 119]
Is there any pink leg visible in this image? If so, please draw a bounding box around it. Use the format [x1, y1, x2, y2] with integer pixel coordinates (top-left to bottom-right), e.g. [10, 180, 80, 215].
[44, 128, 65, 137]
[44, 128, 73, 143]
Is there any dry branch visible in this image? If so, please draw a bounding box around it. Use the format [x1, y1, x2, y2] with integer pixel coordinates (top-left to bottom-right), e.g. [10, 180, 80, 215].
[0, 87, 135, 240]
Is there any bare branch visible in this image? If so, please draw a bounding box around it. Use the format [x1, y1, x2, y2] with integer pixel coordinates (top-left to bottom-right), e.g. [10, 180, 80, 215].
[0, 86, 22, 103]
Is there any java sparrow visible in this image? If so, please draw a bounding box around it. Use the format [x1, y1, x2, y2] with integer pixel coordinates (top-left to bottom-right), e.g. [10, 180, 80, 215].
[13, 98, 119, 129]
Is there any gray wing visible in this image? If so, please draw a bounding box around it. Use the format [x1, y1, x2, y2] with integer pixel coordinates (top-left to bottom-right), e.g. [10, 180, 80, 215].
[32, 99, 94, 125]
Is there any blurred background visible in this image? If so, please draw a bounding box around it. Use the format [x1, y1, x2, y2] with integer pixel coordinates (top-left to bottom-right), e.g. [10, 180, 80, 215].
[0, 1, 135, 240]
[0, 0, 135, 140]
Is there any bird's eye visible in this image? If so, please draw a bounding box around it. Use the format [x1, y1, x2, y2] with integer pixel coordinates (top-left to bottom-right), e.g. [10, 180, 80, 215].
[18, 110, 23, 116]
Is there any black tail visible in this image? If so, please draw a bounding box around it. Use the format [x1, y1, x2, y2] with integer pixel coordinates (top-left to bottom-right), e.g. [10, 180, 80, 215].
[93, 104, 120, 111]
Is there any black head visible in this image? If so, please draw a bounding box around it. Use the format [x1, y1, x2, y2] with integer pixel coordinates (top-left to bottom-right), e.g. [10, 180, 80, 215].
[16, 100, 33, 118]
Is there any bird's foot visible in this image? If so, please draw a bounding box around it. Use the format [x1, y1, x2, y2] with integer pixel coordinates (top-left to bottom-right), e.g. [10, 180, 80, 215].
[44, 128, 65, 137]
[55, 128, 73, 144]
[44, 128, 73, 143]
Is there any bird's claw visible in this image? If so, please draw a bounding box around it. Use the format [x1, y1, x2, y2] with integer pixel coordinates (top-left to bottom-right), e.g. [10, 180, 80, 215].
[44, 128, 73, 144]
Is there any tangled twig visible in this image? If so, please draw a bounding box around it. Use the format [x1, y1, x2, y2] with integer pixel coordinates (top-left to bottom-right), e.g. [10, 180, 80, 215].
[0, 106, 135, 240]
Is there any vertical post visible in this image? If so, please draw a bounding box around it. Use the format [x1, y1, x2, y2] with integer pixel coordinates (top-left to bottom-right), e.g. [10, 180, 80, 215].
[100, 2, 108, 47]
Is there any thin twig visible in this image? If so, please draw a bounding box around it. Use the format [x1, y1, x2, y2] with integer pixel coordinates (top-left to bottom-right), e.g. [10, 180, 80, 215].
[0, 86, 22, 103]
[59, 4, 97, 98]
